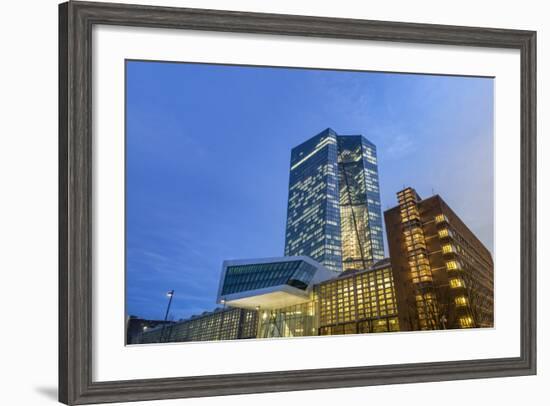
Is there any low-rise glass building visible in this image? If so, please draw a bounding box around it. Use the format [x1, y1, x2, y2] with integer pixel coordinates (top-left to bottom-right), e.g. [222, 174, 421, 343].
[133, 258, 401, 343]
[133, 307, 258, 344]
[228, 257, 400, 339]
[317, 259, 399, 335]
[257, 301, 318, 338]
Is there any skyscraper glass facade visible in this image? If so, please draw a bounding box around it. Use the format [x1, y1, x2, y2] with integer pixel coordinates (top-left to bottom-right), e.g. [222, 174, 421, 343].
[284, 128, 384, 272]
[338, 136, 385, 270]
[284, 129, 342, 271]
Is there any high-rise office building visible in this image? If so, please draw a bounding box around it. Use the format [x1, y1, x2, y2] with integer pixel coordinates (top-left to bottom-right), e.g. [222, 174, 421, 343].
[284, 128, 384, 272]
[284, 129, 342, 271]
[337, 136, 385, 270]
[384, 187, 494, 331]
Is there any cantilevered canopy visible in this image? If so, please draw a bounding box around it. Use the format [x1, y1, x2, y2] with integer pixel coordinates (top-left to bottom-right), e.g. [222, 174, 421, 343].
[217, 256, 338, 310]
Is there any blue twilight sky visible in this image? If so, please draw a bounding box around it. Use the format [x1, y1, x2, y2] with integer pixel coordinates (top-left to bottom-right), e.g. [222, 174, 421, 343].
[126, 60, 494, 321]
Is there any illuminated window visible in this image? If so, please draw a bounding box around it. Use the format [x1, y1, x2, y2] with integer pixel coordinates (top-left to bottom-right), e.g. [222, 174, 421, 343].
[449, 278, 464, 288]
[442, 244, 454, 254]
[454, 296, 468, 306]
[459, 316, 474, 328]
[446, 261, 459, 271]
[438, 229, 449, 238]
[435, 214, 447, 223]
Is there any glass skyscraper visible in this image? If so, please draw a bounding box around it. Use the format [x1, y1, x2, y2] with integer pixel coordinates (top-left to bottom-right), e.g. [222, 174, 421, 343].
[284, 129, 342, 271]
[337, 135, 385, 270]
[284, 128, 384, 272]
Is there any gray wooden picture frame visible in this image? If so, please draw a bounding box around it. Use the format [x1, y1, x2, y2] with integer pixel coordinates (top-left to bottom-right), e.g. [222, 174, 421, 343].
[59, 1, 537, 404]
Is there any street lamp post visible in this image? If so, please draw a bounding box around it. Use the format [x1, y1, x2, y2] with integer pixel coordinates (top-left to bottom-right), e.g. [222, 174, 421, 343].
[159, 290, 175, 343]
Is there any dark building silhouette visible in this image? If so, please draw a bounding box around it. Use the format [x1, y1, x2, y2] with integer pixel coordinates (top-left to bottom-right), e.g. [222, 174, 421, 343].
[126, 316, 176, 344]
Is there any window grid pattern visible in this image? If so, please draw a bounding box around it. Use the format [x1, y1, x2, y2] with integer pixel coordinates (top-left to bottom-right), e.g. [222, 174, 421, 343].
[316, 265, 399, 334]
[285, 129, 342, 271]
[136, 308, 258, 343]
[285, 130, 384, 273]
[437, 218, 493, 329]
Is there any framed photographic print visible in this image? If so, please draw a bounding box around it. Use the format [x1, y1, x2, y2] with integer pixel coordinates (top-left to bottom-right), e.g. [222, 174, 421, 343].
[59, 1, 536, 404]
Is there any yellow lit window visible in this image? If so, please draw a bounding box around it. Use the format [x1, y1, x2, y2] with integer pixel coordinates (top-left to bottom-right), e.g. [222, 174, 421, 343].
[449, 278, 464, 288]
[438, 229, 449, 238]
[442, 244, 453, 254]
[435, 214, 446, 223]
[454, 296, 468, 306]
[446, 261, 459, 271]
[459, 316, 474, 328]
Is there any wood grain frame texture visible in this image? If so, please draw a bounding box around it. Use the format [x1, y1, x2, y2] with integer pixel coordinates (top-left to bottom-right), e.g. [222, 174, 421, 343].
[58, 1, 537, 404]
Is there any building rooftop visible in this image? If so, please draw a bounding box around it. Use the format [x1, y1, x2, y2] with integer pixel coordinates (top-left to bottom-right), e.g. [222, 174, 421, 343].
[330, 258, 391, 279]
